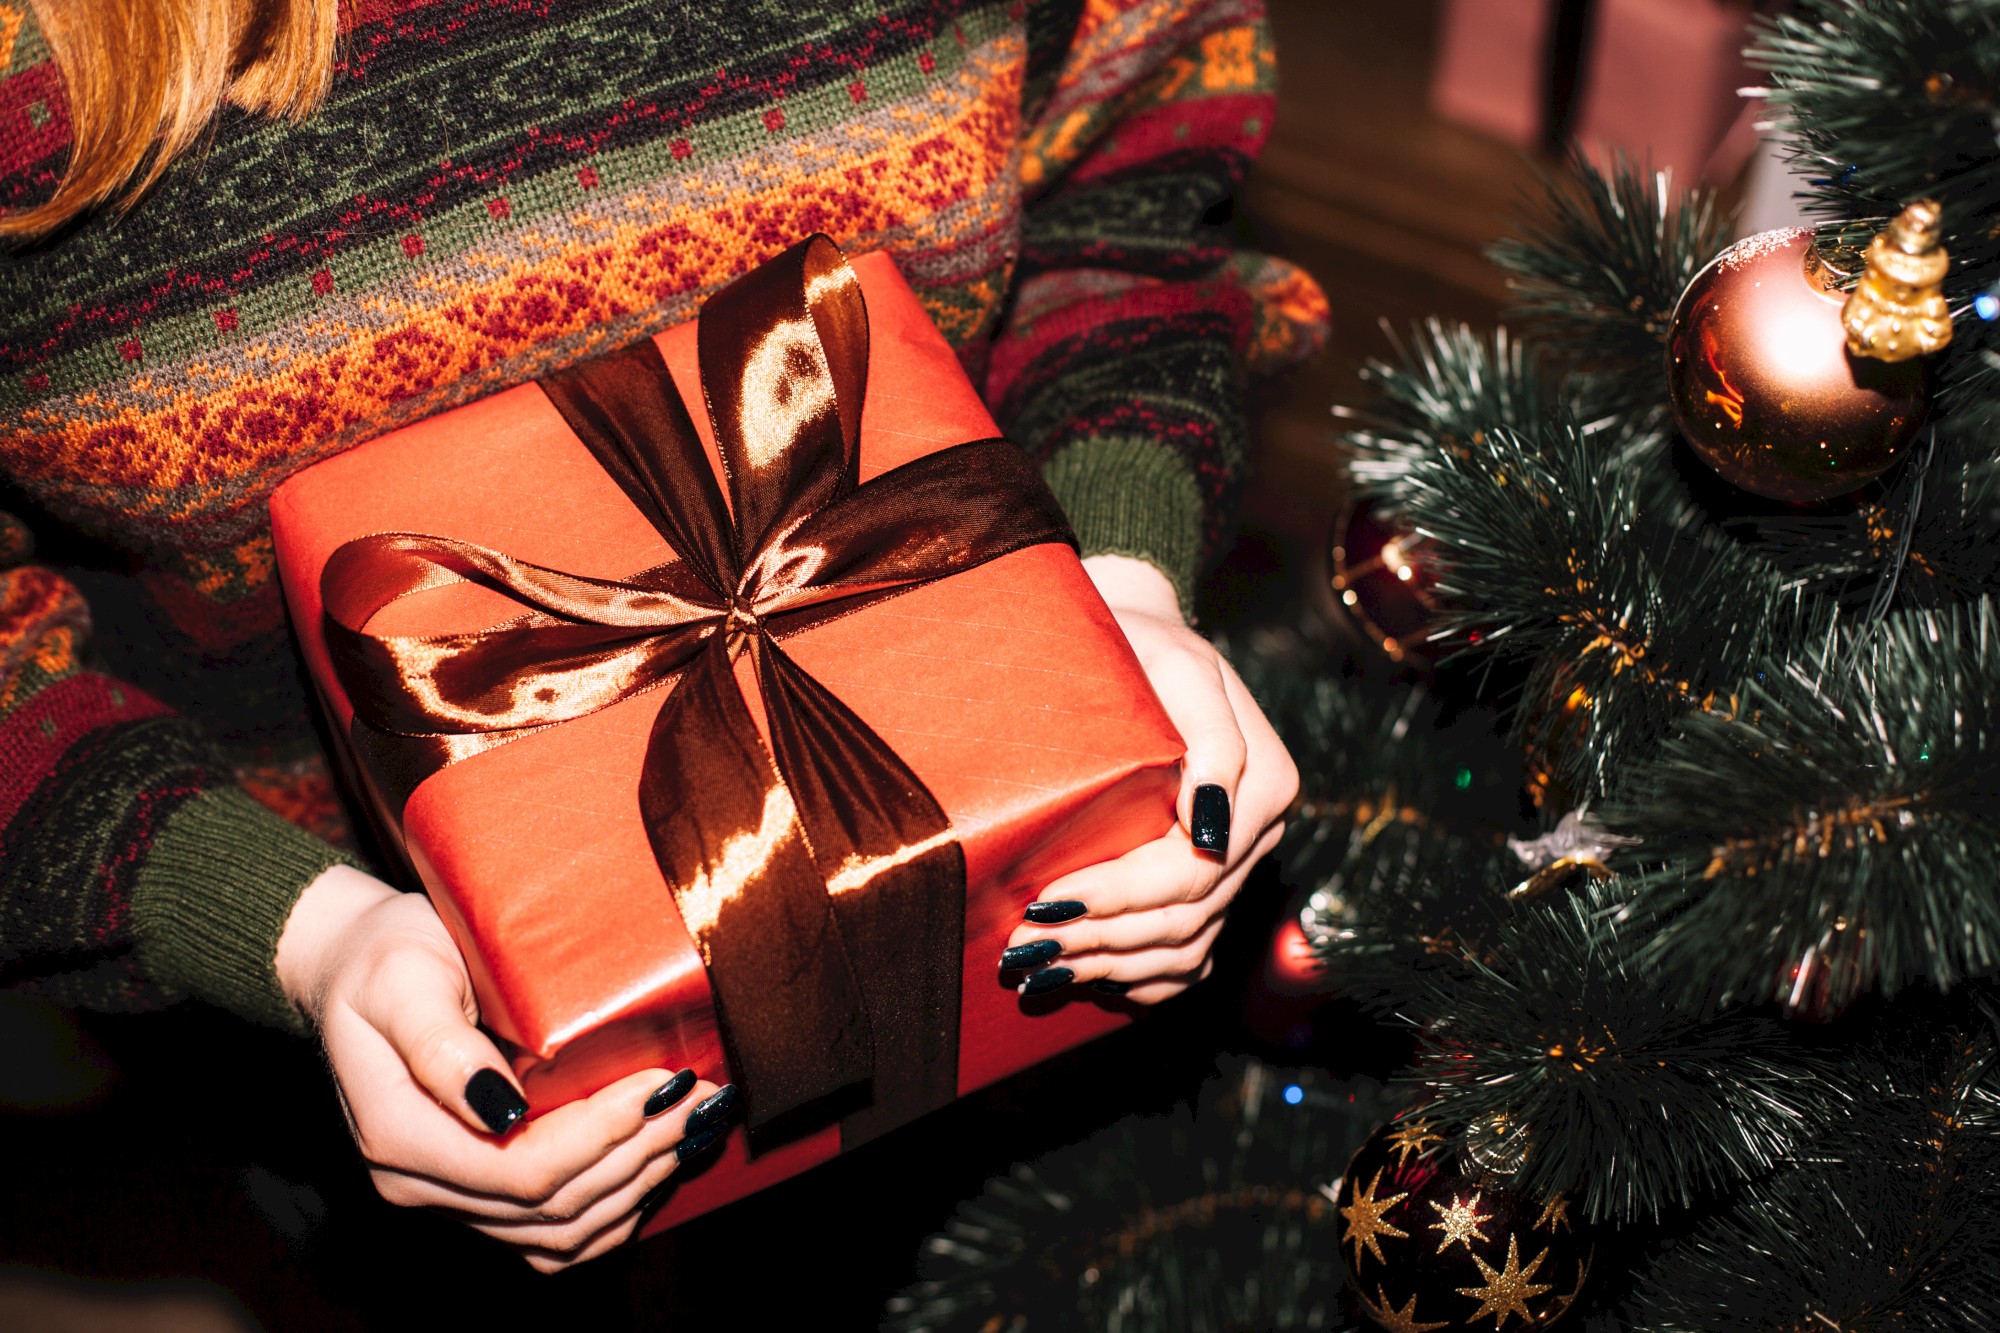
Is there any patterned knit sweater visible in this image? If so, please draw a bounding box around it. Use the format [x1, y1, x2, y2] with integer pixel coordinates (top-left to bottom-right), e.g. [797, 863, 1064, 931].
[0, 0, 1325, 1033]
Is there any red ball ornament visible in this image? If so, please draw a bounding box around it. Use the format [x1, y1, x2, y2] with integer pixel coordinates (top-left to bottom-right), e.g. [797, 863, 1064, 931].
[1335, 1115, 1593, 1332]
[1266, 916, 1324, 994]
[1665, 227, 1929, 503]
[1330, 500, 1441, 665]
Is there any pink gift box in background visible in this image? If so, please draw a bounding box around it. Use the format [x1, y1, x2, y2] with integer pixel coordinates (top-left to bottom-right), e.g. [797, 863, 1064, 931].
[1431, 0, 1764, 184]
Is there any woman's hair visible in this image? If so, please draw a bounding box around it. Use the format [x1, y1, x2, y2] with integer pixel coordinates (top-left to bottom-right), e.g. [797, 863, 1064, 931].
[3, 0, 338, 239]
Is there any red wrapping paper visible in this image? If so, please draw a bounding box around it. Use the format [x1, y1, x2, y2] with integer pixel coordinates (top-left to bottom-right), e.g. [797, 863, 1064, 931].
[269, 251, 1183, 1228]
[1430, 0, 1757, 185]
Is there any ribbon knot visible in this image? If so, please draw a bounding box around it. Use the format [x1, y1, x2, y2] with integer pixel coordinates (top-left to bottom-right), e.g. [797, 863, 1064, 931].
[724, 595, 762, 654]
[319, 237, 1076, 1139]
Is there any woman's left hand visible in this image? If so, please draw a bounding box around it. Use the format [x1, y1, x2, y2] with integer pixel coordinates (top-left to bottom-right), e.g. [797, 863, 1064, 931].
[1000, 554, 1299, 1005]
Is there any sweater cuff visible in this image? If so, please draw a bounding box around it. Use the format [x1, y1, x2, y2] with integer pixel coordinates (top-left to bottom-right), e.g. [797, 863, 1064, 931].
[131, 788, 354, 1035]
[1041, 434, 1205, 616]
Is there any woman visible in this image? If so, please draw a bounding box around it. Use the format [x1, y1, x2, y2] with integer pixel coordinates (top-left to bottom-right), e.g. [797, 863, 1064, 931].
[0, 0, 1316, 1271]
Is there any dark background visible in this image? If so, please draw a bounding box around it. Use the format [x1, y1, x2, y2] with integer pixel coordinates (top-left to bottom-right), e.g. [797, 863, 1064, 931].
[0, 2, 1544, 1326]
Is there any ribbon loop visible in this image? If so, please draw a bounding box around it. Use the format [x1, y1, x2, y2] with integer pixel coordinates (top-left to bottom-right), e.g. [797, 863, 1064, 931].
[323, 236, 1077, 1136]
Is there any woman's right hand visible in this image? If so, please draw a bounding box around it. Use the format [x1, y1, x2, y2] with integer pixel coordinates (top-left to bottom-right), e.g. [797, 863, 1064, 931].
[274, 864, 736, 1272]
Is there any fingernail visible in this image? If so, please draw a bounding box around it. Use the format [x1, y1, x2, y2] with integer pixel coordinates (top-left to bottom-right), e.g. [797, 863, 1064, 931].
[1019, 966, 1075, 997]
[1091, 979, 1131, 996]
[1191, 783, 1231, 854]
[676, 1124, 729, 1164]
[1025, 899, 1088, 925]
[465, 1068, 528, 1136]
[685, 1084, 740, 1136]
[1001, 939, 1062, 971]
[640, 1179, 676, 1213]
[644, 1068, 698, 1118]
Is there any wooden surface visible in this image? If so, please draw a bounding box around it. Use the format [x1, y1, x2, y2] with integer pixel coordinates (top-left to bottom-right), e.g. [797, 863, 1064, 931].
[1216, 0, 1550, 623]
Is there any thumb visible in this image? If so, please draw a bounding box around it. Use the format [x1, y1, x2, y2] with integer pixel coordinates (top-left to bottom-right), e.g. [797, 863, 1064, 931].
[1154, 648, 1247, 857]
[351, 921, 529, 1138]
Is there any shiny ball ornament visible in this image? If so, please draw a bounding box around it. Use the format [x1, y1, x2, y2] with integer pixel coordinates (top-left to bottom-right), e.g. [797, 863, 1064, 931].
[1335, 1116, 1593, 1333]
[1265, 915, 1325, 994]
[1330, 500, 1440, 665]
[1665, 227, 1929, 503]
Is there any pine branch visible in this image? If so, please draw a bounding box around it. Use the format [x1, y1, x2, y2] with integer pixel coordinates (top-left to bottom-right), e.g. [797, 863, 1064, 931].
[1601, 599, 2000, 1013]
[1624, 1017, 2000, 1333]
[1488, 154, 1730, 414]
[1749, 0, 2000, 407]
[1234, 647, 1526, 1009]
[1409, 877, 1855, 1225]
[1394, 414, 1792, 805]
[1338, 320, 1569, 508]
[884, 1060, 1397, 1333]
[1723, 423, 2000, 610]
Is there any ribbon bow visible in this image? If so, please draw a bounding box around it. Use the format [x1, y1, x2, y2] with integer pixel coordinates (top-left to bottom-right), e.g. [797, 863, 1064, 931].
[321, 236, 1076, 1136]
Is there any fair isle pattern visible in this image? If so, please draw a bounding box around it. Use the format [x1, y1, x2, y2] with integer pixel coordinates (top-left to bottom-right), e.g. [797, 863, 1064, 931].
[4, 4, 1028, 551]
[0, 0, 1325, 1024]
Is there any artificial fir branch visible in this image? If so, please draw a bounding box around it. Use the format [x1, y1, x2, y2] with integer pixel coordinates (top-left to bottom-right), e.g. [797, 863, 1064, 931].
[1623, 1018, 2000, 1333]
[1718, 424, 2000, 609]
[1338, 320, 1569, 507]
[1487, 155, 1729, 414]
[1601, 599, 2000, 1013]
[1235, 648, 1524, 1010]
[885, 1060, 1397, 1333]
[1750, 0, 2000, 403]
[1394, 415, 1791, 804]
[1410, 877, 1855, 1226]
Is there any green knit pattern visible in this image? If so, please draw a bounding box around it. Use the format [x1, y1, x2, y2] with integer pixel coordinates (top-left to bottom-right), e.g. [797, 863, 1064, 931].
[131, 789, 354, 1034]
[1044, 435, 1207, 611]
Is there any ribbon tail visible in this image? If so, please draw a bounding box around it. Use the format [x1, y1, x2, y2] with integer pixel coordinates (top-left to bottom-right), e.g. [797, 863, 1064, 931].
[638, 642, 876, 1131]
[755, 638, 963, 1145]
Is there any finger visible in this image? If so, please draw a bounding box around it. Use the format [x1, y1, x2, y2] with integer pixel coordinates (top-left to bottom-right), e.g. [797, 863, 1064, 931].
[1008, 819, 1281, 977]
[341, 1041, 676, 1204]
[1025, 832, 1225, 922]
[1015, 913, 1228, 1000]
[518, 1207, 649, 1274]
[373, 1075, 722, 1222]
[346, 939, 528, 1139]
[1009, 884, 1218, 958]
[1144, 643, 1247, 855]
[1218, 657, 1300, 832]
[1121, 955, 1217, 1006]
[475, 1120, 689, 1254]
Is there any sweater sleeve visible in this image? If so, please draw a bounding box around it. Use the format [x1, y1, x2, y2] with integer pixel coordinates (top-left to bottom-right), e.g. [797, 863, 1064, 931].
[0, 514, 347, 1033]
[988, 0, 1328, 612]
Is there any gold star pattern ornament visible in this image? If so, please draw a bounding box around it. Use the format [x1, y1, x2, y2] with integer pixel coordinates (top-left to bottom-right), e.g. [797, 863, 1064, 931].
[1340, 1168, 1411, 1269]
[1333, 1116, 1595, 1332]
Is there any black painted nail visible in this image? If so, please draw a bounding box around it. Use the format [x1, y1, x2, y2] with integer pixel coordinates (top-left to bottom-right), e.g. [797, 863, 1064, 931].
[1190, 783, 1231, 854]
[1001, 939, 1062, 971]
[644, 1068, 698, 1118]
[685, 1084, 739, 1136]
[1019, 966, 1075, 997]
[640, 1179, 676, 1214]
[676, 1124, 729, 1164]
[1025, 899, 1088, 925]
[1091, 979, 1132, 996]
[465, 1068, 528, 1136]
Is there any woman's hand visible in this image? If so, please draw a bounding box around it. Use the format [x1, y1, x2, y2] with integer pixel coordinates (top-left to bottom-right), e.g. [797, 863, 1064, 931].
[274, 865, 737, 1272]
[1000, 554, 1299, 1004]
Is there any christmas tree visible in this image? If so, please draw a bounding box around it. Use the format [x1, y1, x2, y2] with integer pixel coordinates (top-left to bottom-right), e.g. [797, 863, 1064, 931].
[1290, 0, 2000, 1324]
[897, 1, 2000, 1328]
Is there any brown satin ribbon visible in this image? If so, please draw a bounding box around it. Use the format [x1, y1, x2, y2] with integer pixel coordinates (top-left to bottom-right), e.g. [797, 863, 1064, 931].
[321, 236, 1077, 1138]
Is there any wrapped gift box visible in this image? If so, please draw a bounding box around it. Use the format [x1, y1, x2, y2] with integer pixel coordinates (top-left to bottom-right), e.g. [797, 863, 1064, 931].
[269, 241, 1183, 1229]
[1430, 0, 1761, 184]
